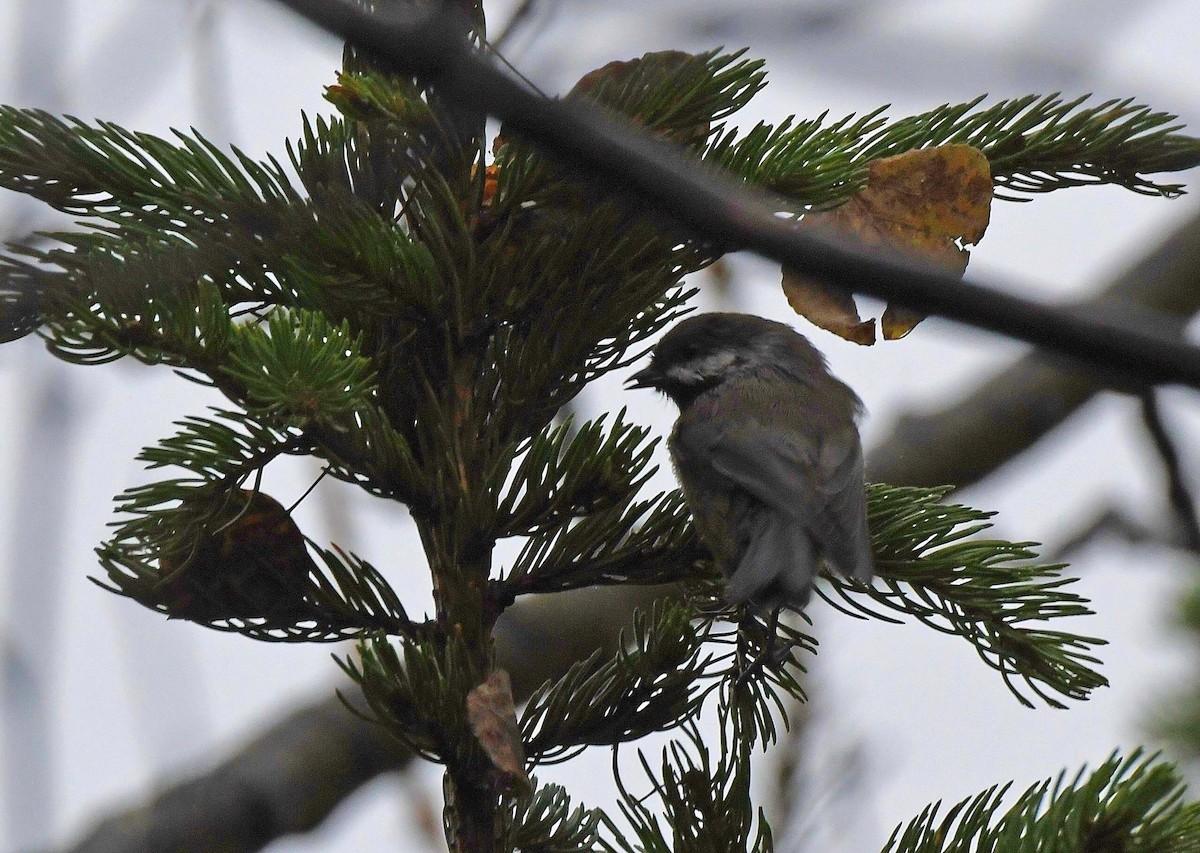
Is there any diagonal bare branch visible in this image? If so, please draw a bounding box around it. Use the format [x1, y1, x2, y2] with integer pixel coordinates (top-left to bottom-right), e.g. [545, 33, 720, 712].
[268, 0, 1200, 390]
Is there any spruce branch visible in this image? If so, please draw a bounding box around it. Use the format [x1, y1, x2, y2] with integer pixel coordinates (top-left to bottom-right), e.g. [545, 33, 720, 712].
[134, 408, 309, 482]
[713, 93, 1199, 207]
[884, 749, 1200, 852]
[0, 248, 47, 343]
[823, 484, 1107, 709]
[224, 308, 376, 421]
[566, 48, 767, 152]
[500, 480, 1101, 711]
[707, 107, 890, 207]
[98, 484, 413, 641]
[306, 544, 418, 635]
[0, 107, 299, 225]
[314, 401, 426, 503]
[274, 0, 1200, 389]
[21, 226, 289, 336]
[0, 107, 449, 342]
[497, 490, 702, 599]
[32, 251, 236, 368]
[342, 635, 480, 764]
[495, 409, 658, 538]
[287, 108, 417, 217]
[866, 94, 1196, 200]
[479, 234, 694, 443]
[520, 600, 706, 762]
[702, 605, 816, 748]
[602, 686, 772, 853]
[7, 2, 1200, 843]
[95, 411, 414, 640]
[502, 780, 605, 852]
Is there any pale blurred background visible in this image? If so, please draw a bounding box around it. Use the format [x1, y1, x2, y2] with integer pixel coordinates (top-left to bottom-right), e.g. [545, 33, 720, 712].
[2, 1, 1200, 850]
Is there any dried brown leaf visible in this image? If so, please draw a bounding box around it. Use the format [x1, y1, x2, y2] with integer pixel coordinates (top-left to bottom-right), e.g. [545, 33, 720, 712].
[782, 270, 876, 345]
[784, 144, 993, 342]
[467, 670, 531, 792]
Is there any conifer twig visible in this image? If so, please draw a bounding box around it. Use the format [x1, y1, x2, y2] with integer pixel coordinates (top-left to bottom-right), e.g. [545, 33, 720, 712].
[883, 750, 1200, 852]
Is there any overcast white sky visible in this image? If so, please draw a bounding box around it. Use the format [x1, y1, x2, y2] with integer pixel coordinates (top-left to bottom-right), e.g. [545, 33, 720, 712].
[2, 1, 1200, 850]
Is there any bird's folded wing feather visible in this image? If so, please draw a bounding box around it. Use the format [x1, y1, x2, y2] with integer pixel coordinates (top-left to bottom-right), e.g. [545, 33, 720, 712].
[680, 418, 873, 580]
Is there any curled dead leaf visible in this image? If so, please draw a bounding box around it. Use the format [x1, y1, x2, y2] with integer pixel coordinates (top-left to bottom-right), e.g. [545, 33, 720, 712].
[782, 269, 876, 345]
[880, 302, 926, 341]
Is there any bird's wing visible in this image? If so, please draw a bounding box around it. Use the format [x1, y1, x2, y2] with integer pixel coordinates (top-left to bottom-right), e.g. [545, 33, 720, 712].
[680, 418, 872, 581]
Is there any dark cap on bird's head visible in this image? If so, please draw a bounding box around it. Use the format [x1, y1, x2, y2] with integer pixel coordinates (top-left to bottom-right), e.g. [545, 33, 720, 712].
[627, 312, 836, 407]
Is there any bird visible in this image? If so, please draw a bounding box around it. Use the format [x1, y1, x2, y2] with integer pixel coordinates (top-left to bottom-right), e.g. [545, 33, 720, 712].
[627, 312, 872, 612]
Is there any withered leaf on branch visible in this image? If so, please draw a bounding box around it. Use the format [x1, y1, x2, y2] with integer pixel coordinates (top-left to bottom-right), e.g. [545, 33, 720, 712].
[467, 669, 531, 793]
[154, 489, 318, 621]
[783, 143, 993, 343]
[781, 270, 877, 344]
[567, 51, 712, 149]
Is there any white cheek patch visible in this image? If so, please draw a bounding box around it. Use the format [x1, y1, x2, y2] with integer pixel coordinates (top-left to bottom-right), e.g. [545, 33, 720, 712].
[667, 350, 739, 384]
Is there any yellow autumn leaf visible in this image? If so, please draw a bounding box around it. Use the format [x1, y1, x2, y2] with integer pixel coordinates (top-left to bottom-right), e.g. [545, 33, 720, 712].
[782, 269, 876, 345]
[783, 143, 993, 343]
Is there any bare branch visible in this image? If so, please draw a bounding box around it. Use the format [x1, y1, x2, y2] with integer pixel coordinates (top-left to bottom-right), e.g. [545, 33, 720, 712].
[48, 585, 667, 853]
[47, 689, 409, 853]
[1051, 507, 1176, 560]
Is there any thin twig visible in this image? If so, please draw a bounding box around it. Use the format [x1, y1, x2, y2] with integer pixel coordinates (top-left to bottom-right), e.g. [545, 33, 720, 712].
[492, 0, 537, 48]
[1050, 507, 1165, 560]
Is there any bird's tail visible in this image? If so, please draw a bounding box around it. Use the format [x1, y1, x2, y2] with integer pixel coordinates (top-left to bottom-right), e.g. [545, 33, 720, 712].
[724, 512, 817, 611]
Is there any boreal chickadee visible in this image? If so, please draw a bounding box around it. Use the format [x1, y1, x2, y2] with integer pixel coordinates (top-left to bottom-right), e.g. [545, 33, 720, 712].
[627, 312, 873, 611]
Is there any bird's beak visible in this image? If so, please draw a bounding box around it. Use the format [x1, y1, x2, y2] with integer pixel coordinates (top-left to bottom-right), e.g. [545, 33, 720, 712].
[625, 364, 660, 390]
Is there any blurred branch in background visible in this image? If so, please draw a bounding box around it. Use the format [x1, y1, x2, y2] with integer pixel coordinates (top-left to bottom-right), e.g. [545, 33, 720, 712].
[45, 586, 667, 853]
[1048, 389, 1200, 559]
[1139, 389, 1200, 551]
[1, 2, 240, 848]
[41, 689, 409, 853]
[866, 206, 1200, 489]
